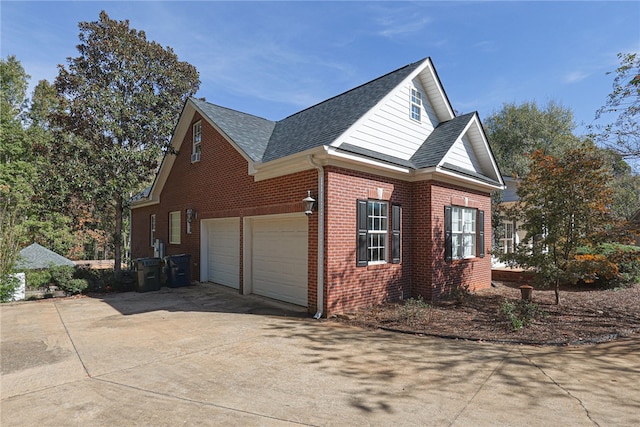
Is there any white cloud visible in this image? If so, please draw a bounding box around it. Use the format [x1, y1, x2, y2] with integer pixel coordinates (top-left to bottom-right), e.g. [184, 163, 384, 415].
[564, 71, 590, 84]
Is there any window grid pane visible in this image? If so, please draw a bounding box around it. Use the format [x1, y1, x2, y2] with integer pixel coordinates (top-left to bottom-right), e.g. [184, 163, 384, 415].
[150, 214, 156, 246]
[193, 122, 202, 154]
[367, 201, 388, 263]
[410, 89, 422, 121]
[169, 211, 181, 244]
[451, 207, 477, 259]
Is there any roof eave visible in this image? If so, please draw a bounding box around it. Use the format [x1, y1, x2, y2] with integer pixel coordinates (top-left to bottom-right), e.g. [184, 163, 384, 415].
[415, 166, 505, 192]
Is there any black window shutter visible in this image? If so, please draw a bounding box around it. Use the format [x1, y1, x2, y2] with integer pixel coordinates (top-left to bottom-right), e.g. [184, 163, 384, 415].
[444, 206, 452, 262]
[391, 204, 401, 264]
[356, 200, 368, 267]
[477, 209, 485, 258]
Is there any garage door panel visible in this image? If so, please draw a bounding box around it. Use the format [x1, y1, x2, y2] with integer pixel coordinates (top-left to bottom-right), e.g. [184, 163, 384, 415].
[207, 219, 240, 289]
[252, 217, 308, 306]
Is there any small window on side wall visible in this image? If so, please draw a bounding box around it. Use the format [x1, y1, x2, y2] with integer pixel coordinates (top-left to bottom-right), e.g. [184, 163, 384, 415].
[169, 211, 181, 244]
[410, 88, 422, 122]
[191, 121, 201, 163]
[150, 214, 156, 247]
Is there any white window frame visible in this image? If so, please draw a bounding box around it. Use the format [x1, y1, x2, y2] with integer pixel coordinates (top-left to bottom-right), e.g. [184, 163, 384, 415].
[410, 88, 422, 122]
[367, 200, 388, 264]
[501, 221, 514, 254]
[192, 121, 202, 162]
[169, 211, 181, 244]
[451, 206, 476, 259]
[150, 214, 156, 247]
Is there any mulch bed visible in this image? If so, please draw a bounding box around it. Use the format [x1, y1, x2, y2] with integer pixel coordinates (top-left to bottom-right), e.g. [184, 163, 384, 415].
[332, 282, 640, 346]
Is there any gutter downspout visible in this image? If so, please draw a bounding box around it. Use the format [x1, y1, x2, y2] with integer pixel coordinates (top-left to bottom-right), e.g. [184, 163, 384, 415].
[308, 155, 324, 319]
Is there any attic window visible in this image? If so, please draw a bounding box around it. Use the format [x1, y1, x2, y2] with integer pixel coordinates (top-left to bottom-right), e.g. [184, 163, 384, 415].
[410, 88, 422, 122]
[192, 121, 201, 163]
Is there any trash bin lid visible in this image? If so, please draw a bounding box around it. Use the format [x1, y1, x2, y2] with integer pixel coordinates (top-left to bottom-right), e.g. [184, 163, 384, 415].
[137, 257, 161, 267]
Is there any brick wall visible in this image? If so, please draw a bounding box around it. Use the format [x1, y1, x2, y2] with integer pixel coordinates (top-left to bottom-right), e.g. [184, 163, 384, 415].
[324, 167, 412, 314]
[132, 112, 493, 315]
[131, 114, 318, 310]
[419, 181, 493, 300]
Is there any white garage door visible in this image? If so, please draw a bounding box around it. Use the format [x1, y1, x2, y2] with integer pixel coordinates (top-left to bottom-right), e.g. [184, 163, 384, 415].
[252, 216, 308, 306]
[207, 218, 240, 289]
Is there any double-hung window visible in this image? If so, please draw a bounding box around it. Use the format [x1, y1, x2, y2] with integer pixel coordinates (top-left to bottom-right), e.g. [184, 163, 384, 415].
[410, 88, 422, 122]
[191, 121, 201, 163]
[150, 214, 156, 247]
[357, 200, 401, 266]
[368, 201, 388, 263]
[169, 211, 181, 244]
[501, 221, 515, 254]
[445, 206, 485, 261]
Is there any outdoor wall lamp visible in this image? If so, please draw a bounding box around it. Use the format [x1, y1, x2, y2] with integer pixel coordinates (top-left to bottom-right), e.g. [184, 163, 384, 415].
[186, 208, 197, 224]
[303, 191, 316, 216]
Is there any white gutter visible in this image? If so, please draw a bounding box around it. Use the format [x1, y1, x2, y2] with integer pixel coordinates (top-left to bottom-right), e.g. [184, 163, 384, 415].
[308, 155, 325, 319]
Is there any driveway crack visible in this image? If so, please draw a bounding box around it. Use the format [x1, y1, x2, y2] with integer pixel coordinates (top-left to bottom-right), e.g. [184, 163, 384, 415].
[54, 301, 91, 378]
[448, 349, 512, 426]
[518, 348, 600, 427]
[93, 377, 318, 426]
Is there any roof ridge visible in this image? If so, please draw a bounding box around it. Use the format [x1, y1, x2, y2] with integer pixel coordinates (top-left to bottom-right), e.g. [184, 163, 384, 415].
[191, 97, 275, 123]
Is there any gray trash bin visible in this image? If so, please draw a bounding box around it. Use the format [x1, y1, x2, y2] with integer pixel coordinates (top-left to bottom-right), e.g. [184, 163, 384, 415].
[136, 258, 161, 292]
[165, 254, 191, 288]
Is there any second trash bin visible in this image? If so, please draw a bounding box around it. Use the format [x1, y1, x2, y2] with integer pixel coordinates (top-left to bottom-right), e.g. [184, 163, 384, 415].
[165, 254, 191, 288]
[135, 257, 161, 292]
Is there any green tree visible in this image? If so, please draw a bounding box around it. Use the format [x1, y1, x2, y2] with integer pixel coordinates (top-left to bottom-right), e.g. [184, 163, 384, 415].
[0, 56, 33, 298]
[26, 79, 102, 258]
[591, 53, 640, 163]
[597, 148, 640, 222]
[501, 147, 614, 305]
[53, 11, 200, 275]
[485, 101, 583, 177]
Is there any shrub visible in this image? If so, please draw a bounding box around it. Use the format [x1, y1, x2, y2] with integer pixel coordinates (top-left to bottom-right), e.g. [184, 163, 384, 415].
[500, 299, 545, 331]
[393, 297, 432, 326]
[49, 265, 75, 286]
[576, 244, 640, 287]
[0, 274, 20, 303]
[25, 270, 52, 290]
[567, 254, 619, 286]
[447, 283, 471, 304]
[57, 278, 89, 295]
[75, 267, 109, 293]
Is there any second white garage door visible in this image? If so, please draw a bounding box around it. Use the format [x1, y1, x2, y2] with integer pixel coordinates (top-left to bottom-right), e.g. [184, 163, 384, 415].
[251, 216, 308, 306]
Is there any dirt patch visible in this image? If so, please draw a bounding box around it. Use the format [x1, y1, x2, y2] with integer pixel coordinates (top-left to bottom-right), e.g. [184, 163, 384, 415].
[332, 282, 640, 345]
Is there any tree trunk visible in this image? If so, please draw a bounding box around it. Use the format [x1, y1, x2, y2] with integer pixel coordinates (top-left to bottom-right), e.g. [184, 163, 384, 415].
[554, 279, 560, 305]
[113, 195, 123, 279]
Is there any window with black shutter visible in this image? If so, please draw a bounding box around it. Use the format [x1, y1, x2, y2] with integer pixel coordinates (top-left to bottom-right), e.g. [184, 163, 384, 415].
[445, 205, 484, 261]
[356, 200, 396, 266]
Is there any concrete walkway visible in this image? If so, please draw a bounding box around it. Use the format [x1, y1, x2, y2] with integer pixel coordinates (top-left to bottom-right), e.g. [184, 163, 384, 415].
[2, 283, 639, 426]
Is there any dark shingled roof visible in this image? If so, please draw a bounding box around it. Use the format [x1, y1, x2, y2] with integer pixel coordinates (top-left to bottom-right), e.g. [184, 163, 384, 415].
[191, 58, 493, 181]
[410, 112, 476, 169]
[191, 98, 276, 162]
[262, 58, 425, 162]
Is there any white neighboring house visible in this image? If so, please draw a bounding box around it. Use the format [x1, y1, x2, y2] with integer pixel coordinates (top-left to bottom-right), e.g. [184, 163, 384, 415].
[492, 176, 528, 268]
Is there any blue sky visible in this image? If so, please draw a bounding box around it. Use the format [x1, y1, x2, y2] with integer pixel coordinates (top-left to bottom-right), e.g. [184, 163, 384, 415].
[2, 1, 639, 135]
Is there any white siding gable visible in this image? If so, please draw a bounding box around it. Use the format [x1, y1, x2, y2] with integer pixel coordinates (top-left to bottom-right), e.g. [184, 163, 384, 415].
[445, 134, 482, 172]
[440, 116, 502, 184]
[335, 78, 442, 161]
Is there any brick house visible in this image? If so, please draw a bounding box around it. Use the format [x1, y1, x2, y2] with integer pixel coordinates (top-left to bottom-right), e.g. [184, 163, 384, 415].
[130, 57, 504, 317]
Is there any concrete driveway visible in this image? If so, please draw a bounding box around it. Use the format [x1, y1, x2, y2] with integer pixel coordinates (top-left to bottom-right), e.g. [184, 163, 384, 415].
[1, 283, 639, 426]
